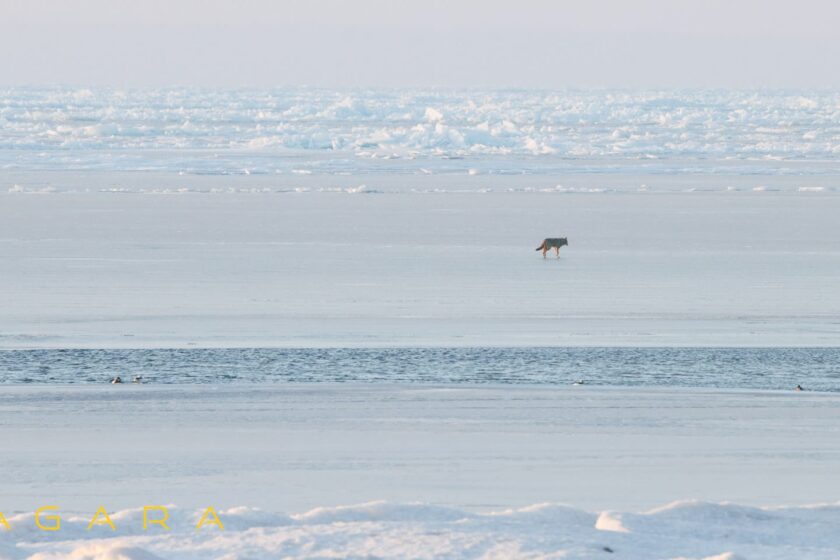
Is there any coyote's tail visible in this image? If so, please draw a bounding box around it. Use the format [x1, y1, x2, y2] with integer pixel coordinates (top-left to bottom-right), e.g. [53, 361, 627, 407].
[535, 240, 545, 251]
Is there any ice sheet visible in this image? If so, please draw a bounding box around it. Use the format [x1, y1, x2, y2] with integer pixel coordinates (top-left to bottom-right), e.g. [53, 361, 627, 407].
[1, 190, 838, 348]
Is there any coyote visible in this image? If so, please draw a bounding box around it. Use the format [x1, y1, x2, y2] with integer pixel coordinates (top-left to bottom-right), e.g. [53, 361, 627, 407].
[535, 237, 568, 258]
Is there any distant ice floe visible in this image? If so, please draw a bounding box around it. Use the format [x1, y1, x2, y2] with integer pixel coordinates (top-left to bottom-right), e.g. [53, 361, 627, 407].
[6, 185, 56, 194]
[502, 184, 610, 193]
[2, 500, 840, 559]
[4, 182, 835, 195]
[341, 184, 380, 194]
[2, 87, 840, 176]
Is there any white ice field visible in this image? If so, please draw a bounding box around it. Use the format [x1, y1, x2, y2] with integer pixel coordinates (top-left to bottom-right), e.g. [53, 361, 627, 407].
[2, 88, 840, 177]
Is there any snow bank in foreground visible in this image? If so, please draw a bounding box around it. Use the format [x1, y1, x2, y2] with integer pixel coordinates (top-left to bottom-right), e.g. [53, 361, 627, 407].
[3, 500, 840, 559]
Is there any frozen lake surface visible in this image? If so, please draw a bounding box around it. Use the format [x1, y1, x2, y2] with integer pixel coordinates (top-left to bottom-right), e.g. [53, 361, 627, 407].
[1, 189, 838, 348]
[2, 384, 840, 558]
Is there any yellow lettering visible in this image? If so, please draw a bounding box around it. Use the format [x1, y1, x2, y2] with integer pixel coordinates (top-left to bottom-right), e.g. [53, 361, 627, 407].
[87, 506, 116, 531]
[195, 506, 224, 531]
[35, 506, 60, 531]
[143, 506, 170, 530]
[0, 511, 9, 531]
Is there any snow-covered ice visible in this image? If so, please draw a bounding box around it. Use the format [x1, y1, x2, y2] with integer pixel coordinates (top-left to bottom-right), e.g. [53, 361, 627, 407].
[2, 384, 840, 558]
[4, 500, 840, 559]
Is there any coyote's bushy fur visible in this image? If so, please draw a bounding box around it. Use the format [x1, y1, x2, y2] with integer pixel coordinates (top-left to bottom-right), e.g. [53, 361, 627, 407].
[536, 237, 568, 258]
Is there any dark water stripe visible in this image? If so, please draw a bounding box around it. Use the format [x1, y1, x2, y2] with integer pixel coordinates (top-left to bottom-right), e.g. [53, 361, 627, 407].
[1, 347, 839, 391]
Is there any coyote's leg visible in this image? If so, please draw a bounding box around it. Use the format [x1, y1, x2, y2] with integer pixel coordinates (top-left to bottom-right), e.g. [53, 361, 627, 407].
[555, 247, 560, 257]
[542, 248, 548, 258]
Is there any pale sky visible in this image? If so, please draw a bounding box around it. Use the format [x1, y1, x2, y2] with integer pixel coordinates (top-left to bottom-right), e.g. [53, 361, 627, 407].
[2, 0, 839, 87]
